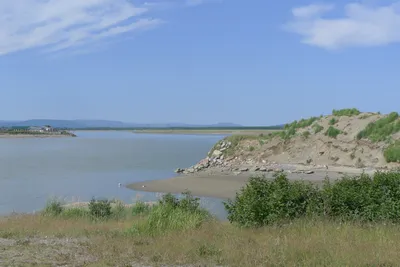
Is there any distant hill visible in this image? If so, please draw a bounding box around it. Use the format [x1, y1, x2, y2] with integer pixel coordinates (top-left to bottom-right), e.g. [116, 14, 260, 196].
[0, 120, 247, 129]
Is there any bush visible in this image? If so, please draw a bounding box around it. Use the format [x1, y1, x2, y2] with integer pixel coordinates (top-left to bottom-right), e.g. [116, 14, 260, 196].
[43, 199, 64, 216]
[384, 141, 400, 163]
[357, 112, 400, 142]
[61, 207, 89, 218]
[129, 191, 211, 236]
[132, 201, 151, 216]
[224, 174, 322, 227]
[325, 126, 341, 138]
[329, 118, 338, 125]
[224, 172, 400, 226]
[332, 108, 361, 116]
[312, 124, 324, 134]
[322, 172, 400, 222]
[88, 198, 112, 219]
[302, 131, 310, 139]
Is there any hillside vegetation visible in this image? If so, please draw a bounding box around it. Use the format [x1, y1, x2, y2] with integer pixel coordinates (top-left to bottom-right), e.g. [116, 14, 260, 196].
[208, 109, 400, 168]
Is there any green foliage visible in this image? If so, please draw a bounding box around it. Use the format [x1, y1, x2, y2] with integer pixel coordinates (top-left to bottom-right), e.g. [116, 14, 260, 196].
[88, 198, 112, 219]
[61, 207, 89, 218]
[312, 124, 324, 134]
[322, 172, 400, 222]
[129, 191, 211, 236]
[384, 141, 400, 163]
[302, 131, 310, 139]
[249, 146, 255, 151]
[332, 108, 361, 116]
[42, 199, 64, 216]
[357, 112, 400, 142]
[131, 201, 151, 216]
[329, 118, 338, 125]
[224, 174, 322, 227]
[325, 126, 341, 138]
[281, 117, 319, 140]
[224, 172, 400, 227]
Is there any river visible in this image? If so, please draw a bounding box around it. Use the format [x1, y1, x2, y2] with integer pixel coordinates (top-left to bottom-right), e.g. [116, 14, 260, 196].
[0, 131, 228, 219]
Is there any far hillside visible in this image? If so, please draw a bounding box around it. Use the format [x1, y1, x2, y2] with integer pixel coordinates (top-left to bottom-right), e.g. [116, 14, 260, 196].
[204, 109, 400, 169]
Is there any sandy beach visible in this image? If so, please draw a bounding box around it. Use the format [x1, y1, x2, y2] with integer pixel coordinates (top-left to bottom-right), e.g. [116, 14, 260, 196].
[127, 168, 370, 199]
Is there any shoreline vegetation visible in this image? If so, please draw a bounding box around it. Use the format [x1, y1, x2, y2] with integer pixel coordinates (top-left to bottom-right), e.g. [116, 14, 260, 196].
[0, 129, 76, 138]
[3, 171, 400, 266]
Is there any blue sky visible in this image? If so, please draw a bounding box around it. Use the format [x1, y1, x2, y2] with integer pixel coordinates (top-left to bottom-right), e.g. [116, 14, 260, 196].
[1, 0, 400, 126]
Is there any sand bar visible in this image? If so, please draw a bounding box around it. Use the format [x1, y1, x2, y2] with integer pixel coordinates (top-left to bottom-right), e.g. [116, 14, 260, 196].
[127, 169, 369, 199]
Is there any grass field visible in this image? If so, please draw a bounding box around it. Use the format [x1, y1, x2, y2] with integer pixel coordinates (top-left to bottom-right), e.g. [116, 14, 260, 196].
[2, 213, 400, 266]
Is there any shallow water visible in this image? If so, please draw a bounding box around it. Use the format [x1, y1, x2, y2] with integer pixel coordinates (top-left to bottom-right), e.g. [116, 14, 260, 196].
[0, 131, 228, 219]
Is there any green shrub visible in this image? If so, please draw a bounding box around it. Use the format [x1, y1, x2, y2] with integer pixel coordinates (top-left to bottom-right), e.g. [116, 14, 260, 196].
[329, 118, 338, 125]
[322, 172, 400, 222]
[88, 198, 112, 219]
[325, 126, 341, 138]
[302, 131, 310, 139]
[129, 191, 211, 236]
[223, 174, 322, 227]
[332, 108, 361, 116]
[42, 199, 64, 216]
[249, 146, 255, 151]
[61, 207, 89, 219]
[357, 112, 400, 142]
[224, 172, 400, 226]
[384, 141, 400, 163]
[312, 124, 324, 134]
[132, 201, 151, 216]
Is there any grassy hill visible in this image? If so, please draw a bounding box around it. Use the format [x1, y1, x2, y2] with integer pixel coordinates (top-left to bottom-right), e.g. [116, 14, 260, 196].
[207, 109, 400, 168]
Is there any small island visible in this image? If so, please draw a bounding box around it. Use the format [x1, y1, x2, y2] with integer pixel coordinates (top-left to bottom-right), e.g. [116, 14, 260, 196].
[0, 125, 76, 138]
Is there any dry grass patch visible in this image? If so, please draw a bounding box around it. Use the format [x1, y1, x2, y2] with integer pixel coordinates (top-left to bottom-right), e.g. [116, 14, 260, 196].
[2, 216, 400, 266]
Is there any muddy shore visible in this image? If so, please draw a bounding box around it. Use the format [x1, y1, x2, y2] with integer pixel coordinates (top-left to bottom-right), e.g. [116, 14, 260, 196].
[127, 165, 375, 199]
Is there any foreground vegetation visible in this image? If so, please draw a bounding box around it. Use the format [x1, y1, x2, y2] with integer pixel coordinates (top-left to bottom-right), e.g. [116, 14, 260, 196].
[3, 171, 400, 266]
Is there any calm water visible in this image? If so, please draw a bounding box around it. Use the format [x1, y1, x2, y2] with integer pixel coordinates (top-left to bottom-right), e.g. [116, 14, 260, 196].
[0, 131, 228, 218]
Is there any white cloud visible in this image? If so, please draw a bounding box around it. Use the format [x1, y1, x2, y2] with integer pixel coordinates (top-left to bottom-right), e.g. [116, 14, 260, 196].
[292, 4, 334, 18]
[285, 2, 400, 49]
[0, 0, 164, 55]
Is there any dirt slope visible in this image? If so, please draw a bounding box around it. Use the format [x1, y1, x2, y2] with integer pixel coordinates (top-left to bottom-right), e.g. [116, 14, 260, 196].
[179, 110, 400, 174]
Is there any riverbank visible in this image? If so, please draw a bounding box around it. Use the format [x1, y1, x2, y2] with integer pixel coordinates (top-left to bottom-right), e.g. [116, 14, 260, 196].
[127, 165, 375, 199]
[3, 181, 400, 267]
[0, 133, 76, 138]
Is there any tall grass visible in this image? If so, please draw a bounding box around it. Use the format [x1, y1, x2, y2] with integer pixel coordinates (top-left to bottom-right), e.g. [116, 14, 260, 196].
[357, 112, 400, 142]
[384, 141, 400, 163]
[325, 126, 341, 138]
[332, 108, 361, 116]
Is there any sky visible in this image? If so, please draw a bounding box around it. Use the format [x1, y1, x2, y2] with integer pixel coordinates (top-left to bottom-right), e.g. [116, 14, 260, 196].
[1, 0, 400, 126]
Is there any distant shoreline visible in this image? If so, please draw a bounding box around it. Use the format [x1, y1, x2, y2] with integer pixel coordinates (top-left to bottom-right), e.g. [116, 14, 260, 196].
[132, 129, 281, 135]
[0, 134, 76, 138]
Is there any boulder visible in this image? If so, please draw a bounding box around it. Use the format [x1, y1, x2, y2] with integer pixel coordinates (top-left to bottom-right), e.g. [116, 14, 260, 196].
[259, 167, 267, 172]
[240, 167, 249, 172]
[174, 168, 184, 173]
[252, 167, 260, 172]
[212, 150, 223, 157]
[305, 170, 314, 174]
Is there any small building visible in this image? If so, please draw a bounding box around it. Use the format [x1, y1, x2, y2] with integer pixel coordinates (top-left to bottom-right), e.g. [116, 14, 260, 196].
[28, 126, 44, 133]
